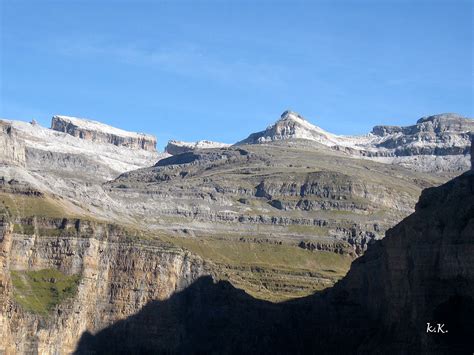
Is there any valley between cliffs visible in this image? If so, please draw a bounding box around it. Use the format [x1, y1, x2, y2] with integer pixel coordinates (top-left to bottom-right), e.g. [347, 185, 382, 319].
[0, 111, 471, 353]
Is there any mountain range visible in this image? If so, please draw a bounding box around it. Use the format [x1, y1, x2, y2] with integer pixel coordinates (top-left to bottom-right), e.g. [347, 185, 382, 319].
[0, 110, 472, 353]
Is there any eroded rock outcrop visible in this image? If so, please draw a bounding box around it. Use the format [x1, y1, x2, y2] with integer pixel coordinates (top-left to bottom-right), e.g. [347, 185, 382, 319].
[0, 122, 26, 166]
[371, 113, 473, 156]
[51, 115, 157, 152]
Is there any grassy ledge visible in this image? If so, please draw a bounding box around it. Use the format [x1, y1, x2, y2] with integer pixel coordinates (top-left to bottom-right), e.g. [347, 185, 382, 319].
[10, 269, 81, 315]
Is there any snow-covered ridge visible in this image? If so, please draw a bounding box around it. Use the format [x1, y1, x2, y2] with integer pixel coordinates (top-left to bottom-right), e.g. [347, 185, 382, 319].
[236, 110, 369, 148]
[0, 118, 164, 180]
[52, 115, 154, 139]
[235, 110, 473, 173]
[165, 139, 231, 155]
[237, 110, 473, 153]
[52, 115, 157, 152]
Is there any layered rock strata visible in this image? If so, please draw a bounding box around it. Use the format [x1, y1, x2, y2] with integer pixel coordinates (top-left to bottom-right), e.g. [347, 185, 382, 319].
[74, 167, 474, 354]
[0, 217, 208, 354]
[51, 115, 157, 152]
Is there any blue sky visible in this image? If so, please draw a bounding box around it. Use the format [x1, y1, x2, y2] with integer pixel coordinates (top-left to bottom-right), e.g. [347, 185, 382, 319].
[1, 0, 472, 150]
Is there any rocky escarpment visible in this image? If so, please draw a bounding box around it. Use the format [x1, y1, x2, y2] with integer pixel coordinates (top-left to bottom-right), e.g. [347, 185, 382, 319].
[74, 167, 474, 354]
[320, 168, 474, 353]
[111, 143, 437, 256]
[51, 115, 157, 152]
[0, 121, 26, 166]
[0, 216, 209, 354]
[0, 118, 162, 182]
[165, 140, 230, 155]
[371, 113, 473, 156]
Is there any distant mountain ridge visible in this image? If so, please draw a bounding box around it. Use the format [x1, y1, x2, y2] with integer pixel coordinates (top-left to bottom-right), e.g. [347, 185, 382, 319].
[236, 110, 473, 173]
[237, 110, 473, 155]
[0, 117, 163, 181]
[51, 115, 157, 152]
[0, 111, 472, 353]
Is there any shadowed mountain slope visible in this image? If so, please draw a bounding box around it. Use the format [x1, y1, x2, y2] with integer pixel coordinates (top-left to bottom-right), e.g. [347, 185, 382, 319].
[75, 169, 474, 354]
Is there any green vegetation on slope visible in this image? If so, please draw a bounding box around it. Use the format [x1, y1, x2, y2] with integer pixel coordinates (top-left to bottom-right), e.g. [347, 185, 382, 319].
[162, 235, 353, 302]
[0, 192, 68, 218]
[10, 269, 81, 315]
[168, 237, 349, 272]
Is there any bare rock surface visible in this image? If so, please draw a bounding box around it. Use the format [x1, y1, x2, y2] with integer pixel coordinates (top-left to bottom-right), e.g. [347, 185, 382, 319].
[51, 115, 157, 152]
[0, 121, 26, 166]
[0, 217, 209, 354]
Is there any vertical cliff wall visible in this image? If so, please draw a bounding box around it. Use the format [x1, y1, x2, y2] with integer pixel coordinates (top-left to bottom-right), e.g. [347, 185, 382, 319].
[0, 122, 26, 166]
[51, 116, 157, 152]
[0, 218, 209, 354]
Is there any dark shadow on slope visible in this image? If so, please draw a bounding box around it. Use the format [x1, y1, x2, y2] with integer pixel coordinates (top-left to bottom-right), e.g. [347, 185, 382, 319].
[75, 172, 474, 355]
[74, 275, 374, 355]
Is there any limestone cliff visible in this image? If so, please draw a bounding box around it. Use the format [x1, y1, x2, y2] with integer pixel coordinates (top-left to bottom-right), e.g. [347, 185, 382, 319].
[0, 122, 26, 166]
[0, 118, 162, 182]
[371, 113, 473, 156]
[51, 115, 157, 152]
[0, 217, 209, 354]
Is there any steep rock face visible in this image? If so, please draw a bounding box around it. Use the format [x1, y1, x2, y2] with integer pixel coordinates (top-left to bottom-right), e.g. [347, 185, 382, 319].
[0, 122, 26, 166]
[51, 115, 157, 152]
[322, 169, 474, 353]
[371, 113, 473, 156]
[0, 217, 209, 354]
[165, 140, 231, 155]
[74, 169, 474, 354]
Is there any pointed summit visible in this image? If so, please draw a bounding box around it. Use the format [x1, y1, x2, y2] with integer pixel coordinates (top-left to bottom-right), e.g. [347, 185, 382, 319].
[279, 110, 304, 119]
[276, 110, 310, 124]
[236, 110, 339, 146]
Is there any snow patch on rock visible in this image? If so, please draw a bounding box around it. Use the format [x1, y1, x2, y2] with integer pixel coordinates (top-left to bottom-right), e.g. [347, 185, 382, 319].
[165, 140, 231, 155]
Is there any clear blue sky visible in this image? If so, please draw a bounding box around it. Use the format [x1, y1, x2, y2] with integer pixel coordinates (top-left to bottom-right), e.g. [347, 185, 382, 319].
[1, 0, 472, 150]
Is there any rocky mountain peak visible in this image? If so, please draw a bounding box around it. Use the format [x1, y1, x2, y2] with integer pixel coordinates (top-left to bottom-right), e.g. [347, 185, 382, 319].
[274, 110, 314, 128]
[51, 115, 157, 152]
[237, 111, 336, 145]
[279, 110, 306, 121]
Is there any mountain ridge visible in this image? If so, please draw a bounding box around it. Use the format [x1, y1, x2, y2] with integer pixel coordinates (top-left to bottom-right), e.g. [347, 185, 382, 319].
[0, 111, 472, 353]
